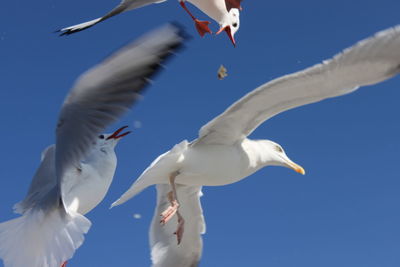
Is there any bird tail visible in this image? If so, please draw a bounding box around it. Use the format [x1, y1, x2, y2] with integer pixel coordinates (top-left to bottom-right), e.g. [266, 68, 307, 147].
[150, 184, 205, 267]
[0, 207, 91, 267]
[111, 140, 190, 208]
[57, 18, 102, 36]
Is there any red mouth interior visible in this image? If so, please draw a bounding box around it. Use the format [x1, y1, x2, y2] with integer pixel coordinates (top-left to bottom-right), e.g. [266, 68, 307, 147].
[216, 26, 236, 47]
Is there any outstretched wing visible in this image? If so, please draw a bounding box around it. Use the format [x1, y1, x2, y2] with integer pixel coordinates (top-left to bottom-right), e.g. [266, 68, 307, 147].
[56, 24, 186, 197]
[197, 26, 400, 146]
[58, 0, 167, 35]
[150, 184, 205, 267]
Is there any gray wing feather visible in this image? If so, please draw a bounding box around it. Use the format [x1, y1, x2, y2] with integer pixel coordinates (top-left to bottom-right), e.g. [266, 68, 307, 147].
[14, 145, 58, 214]
[150, 184, 205, 267]
[98, 0, 167, 22]
[198, 26, 400, 145]
[59, 0, 166, 35]
[55, 24, 186, 201]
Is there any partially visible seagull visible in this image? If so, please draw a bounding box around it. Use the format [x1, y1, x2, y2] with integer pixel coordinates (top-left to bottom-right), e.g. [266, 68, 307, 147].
[22, 127, 130, 267]
[0, 24, 186, 267]
[111, 25, 400, 244]
[58, 0, 241, 46]
[150, 184, 205, 266]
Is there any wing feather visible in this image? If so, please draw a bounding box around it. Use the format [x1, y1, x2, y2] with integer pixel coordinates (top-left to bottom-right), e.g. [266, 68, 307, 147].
[55, 24, 186, 195]
[59, 0, 167, 35]
[198, 26, 400, 145]
[150, 184, 205, 267]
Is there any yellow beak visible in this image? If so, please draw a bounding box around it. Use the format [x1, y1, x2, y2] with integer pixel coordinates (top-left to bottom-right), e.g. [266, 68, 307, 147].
[287, 161, 306, 175]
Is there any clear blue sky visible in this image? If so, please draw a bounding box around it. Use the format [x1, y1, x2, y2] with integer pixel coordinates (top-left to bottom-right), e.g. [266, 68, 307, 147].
[1, 0, 400, 266]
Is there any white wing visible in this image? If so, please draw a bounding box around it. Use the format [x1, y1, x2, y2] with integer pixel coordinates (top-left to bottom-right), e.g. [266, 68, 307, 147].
[197, 26, 400, 145]
[55, 24, 186, 197]
[59, 0, 167, 35]
[150, 184, 205, 267]
[13, 145, 57, 214]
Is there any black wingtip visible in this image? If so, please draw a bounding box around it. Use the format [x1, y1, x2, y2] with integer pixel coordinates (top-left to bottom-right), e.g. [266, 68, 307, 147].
[124, 23, 191, 96]
[54, 23, 97, 37]
[53, 28, 73, 37]
[169, 21, 193, 42]
[150, 22, 191, 70]
[57, 28, 83, 37]
[53, 28, 67, 37]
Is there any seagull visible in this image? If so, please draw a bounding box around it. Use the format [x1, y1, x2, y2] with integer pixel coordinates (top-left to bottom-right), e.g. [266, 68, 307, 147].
[111, 25, 400, 244]
[58, 0, 241, 46]
[150, 184, 205, 267]
[0, 24, 186, 267]
[20, 127, 131, 267]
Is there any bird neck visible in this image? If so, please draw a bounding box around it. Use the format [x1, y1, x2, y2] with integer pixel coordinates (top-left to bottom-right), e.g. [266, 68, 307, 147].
[240, 139, 277, 172]
[83, 147, 117, 177]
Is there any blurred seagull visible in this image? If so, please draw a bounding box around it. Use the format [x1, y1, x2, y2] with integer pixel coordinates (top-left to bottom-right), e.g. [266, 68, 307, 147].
[43, 127, 131, 267]
[150, 184, 205, 266]
[58, 0, 241, 46]
[0, 24, 186, 267]
[111, 25, 400, 244]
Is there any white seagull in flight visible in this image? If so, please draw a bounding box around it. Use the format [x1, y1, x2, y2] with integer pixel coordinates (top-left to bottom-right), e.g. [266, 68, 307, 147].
[0, 24, 186, 267]
[58, 0, 242, 46]
[111, 25, 400, 244]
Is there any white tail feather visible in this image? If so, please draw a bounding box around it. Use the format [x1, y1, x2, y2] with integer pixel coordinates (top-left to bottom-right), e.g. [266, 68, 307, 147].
[0, 208, 91, 267]
[111, 140, 189, 208]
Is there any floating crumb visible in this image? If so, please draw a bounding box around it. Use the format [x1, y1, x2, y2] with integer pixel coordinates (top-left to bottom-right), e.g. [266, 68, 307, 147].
[217, 65, 228, 80]
[133, 213, 142, 219]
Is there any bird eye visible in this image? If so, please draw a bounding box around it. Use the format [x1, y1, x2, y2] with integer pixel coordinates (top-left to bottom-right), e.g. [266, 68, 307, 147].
[232, 23, 238, 27]
[98, 134, 105, 139]
[275, 146, 283, 153]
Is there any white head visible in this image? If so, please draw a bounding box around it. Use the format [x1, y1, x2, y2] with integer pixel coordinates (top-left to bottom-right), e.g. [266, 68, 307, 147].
[92, 126, 131, 155]
[217, 8, 240, 46]
[256, 140, 305, 175]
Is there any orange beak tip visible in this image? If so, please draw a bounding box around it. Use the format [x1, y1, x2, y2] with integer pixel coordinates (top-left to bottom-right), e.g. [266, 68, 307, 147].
[297, 167, 306, 175]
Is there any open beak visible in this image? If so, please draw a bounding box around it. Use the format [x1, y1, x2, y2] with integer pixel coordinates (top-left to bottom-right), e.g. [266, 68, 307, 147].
[285, 159, 306, 175]
[216, 25, 236, 47]
[106, 126, 131, 140]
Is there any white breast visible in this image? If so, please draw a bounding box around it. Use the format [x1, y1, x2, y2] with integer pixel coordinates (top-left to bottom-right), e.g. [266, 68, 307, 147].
[64, 153, 117, 215]
[177, 142, 248, 186]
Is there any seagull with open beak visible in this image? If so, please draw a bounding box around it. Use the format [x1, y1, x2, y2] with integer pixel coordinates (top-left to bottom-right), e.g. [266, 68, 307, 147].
[185, 0, 241, 46]
[58, 0, 242, 46]
[0, 24, 186, 267]
[60, 126, 131, 267]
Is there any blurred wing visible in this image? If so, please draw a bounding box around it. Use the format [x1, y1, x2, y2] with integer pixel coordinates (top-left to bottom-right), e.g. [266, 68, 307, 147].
[197, 26, 400, 145]
[56, 24, 186, 193]
[13, 145, 57, 214]
[225, 0, 243, 11]
[150, 184, 205, 267]
[59, 0, 167, 35]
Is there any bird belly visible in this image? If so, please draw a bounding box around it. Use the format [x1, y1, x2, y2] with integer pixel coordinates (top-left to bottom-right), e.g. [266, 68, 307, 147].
[188, 0, 227, 22]
[176, 144, 247, 186]
[64, 174, 112, 215]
